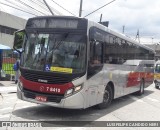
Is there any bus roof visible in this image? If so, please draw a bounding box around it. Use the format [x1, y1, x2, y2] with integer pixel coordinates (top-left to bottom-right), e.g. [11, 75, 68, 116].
[87, 19, 155, 54]
[26, 16, 154, 54]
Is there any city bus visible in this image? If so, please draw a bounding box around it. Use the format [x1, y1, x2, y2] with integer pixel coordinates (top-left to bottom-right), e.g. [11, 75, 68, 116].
[13, 16, 155, 109]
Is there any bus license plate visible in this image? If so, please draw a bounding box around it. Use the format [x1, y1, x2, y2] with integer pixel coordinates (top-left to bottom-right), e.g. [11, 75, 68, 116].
[35, 95, 47, 102]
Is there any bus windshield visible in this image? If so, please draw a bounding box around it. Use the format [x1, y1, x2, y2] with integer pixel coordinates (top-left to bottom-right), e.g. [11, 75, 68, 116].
[21, 32, 86, 74]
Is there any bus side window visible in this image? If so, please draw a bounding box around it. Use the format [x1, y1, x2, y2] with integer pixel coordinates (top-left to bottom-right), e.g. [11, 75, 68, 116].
[87, 40, 103, 78]
[91, 41, 102, 64]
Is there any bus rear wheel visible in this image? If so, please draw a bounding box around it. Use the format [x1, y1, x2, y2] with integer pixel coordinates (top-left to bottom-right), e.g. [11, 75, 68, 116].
[96, 84, 113, 109]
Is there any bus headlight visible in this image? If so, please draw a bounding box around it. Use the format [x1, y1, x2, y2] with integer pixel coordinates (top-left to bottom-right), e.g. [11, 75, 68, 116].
[74, 85, 82, 92]
[64, 84, 83, 97]
[65, 88, 74, 97]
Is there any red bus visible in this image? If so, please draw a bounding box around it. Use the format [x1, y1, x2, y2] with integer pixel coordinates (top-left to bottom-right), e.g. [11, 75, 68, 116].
[13, 16, 155, 109]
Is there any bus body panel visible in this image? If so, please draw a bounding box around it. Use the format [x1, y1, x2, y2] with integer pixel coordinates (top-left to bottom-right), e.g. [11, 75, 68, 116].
[17, 84, 85, 109]
[84, 71, 104, 107]
[17, 60, 154, 109]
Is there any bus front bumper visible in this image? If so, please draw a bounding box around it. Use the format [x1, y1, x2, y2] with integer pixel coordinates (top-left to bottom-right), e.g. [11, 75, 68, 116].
[17, 86, 85, 109]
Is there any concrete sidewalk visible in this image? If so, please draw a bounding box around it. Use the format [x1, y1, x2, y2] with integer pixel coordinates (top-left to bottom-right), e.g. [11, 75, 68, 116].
[0, 81, 16, 87]
[0, 81, 17, 94]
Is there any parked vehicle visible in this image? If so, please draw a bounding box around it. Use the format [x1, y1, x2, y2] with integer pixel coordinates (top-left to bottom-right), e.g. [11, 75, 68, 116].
[154, 60, 160, 89]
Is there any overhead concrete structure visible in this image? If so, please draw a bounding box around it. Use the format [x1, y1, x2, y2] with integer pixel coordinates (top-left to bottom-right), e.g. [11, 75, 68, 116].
[0, 11, 27, 48]
[145, 44, 160, 60]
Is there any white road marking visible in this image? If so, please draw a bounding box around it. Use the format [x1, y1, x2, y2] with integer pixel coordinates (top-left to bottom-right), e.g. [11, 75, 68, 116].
[147, 97, 159, 102]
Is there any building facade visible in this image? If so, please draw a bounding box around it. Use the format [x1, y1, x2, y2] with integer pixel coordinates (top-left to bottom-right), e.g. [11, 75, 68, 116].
[0, 11, 26, 48]
[0, 11, 27, 77]
[145, 44, 160, 60]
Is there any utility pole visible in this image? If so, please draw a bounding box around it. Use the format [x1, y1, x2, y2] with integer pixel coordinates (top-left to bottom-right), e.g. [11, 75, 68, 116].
[135, 29, 140, 43]
[79, 0, 83, 17]
[122, 25, 125, 34]
[43, 0, 54, 15]
[100, 14, 102, 22]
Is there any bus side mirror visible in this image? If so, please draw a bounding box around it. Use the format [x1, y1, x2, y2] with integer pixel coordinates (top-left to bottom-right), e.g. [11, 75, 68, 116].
[13, 29, 26, 53]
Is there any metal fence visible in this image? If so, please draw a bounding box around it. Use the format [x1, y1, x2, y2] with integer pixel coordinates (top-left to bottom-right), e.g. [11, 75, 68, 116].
[2, 50, 18, 76]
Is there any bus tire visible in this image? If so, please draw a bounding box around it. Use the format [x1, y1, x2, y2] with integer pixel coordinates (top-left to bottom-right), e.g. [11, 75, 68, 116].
[96, 84, 113, 109]
[155, 85, 159, 89]
[136, 80, 144, 96]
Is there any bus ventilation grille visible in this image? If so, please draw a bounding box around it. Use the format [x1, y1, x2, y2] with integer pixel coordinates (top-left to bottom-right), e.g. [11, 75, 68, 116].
[22, 72, 71, 84]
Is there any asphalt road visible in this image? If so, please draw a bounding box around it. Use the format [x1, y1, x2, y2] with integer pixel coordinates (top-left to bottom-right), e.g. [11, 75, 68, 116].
[0, 83, 160, 130]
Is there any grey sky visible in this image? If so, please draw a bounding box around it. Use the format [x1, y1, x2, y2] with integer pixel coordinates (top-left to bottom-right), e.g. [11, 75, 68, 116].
[0, 0, 160, 44]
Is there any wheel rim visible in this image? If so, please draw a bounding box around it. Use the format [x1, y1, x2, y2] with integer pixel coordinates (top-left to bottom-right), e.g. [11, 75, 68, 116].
[103, 90, 109, 103]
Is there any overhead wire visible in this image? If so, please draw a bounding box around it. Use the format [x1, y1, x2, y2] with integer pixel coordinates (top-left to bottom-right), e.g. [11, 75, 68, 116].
[29, 0, 52, 14]
[2, 0, 27, 26]
[15, 0, 47, 15]
[5, 0, 44, 16]
[50, 0, 76, 16]
[1, 0, 75, 17]
[1, 0, 62, 17]
[83, 0, 116, 18]
[4, 0, 41, 16]
[6, 0, 46, 16]
[0, 2, 38, 16]
[42, 0, 54, 15]
[34, 0, 51, 10]
[38, 0, 63, 15]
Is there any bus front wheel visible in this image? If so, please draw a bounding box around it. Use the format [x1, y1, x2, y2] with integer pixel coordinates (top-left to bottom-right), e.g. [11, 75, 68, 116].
[96, 84, 113, 109]
[155, 85, 159, 89]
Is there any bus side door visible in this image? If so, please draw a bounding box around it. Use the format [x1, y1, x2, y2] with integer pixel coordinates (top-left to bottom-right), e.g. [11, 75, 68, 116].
[86, 40, 104, 107]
